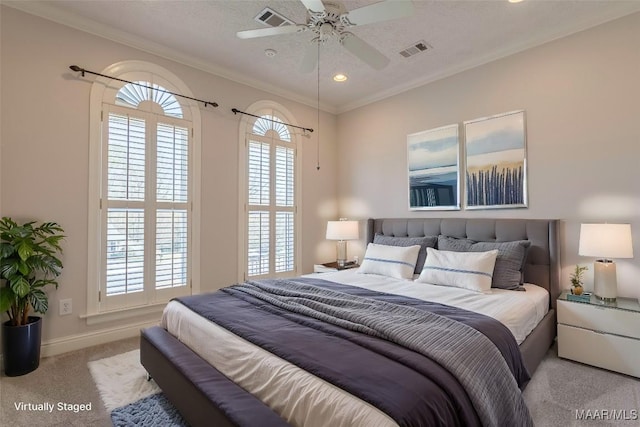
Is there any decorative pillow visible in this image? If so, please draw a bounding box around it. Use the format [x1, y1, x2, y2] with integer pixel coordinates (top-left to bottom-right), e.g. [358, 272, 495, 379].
[437, 235, 532, 291]
[358, 243, 421, 280]
[417, 248, 499, 293]
[373, 234, 438, 274]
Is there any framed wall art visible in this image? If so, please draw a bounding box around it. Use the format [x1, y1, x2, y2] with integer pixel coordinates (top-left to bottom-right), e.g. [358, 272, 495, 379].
[407, 124, 460, 210]
[464, 110, 527, 209]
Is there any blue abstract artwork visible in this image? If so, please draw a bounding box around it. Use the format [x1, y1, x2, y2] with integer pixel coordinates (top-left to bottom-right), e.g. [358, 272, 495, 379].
[407, 124, 460, 210]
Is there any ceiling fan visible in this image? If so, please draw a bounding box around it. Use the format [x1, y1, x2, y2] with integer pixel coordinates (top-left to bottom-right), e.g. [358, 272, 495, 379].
[237, 0, 414, 72]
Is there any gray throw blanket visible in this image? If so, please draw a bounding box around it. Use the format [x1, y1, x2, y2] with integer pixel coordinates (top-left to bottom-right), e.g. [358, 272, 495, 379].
[233, 280, 533, 427]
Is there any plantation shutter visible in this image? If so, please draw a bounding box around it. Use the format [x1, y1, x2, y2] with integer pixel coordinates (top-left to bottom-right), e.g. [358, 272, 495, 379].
[245, 114, 297, 279]
[274, 145, 295, 273]
[102, 102, 191, 310]
[155, 123, 189, 289]
[105, 113, 146, 298]
[247, 140, 271, 276]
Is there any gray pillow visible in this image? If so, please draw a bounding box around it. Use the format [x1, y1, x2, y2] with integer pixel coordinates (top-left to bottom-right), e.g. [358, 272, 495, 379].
[437, 235, 531, 291]
[373, 234, 438, 274]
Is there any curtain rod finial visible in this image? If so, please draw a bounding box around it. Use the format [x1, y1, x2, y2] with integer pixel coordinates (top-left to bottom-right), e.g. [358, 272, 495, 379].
[69, 65, 85, 76]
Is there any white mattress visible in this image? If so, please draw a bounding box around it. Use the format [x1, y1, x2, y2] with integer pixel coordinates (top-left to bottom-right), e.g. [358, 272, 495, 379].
[162, 271, 549, 426]
[307, 269, 549, 345]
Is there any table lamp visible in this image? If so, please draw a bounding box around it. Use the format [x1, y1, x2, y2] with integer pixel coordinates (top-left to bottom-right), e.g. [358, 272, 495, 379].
[578, 223, 633, 301]
[326, 219, 359, 267]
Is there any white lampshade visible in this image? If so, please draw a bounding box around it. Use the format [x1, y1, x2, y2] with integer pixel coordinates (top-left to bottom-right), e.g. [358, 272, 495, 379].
[326, 220, 359, 241]
[579, 223, 634, 259]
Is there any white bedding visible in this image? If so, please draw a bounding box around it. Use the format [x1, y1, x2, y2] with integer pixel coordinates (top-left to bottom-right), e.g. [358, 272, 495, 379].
[161, 270, 549, 426]
[308, 269, 549, 345]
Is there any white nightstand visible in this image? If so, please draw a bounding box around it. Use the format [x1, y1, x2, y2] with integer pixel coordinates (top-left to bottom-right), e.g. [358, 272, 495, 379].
[557, 292, 640, 378]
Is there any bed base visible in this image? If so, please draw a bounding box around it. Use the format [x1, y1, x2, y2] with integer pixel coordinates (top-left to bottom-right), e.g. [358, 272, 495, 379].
[520, 309, 556, 378]
[139, 327, 289, 427]
[141, 314, 554, 426]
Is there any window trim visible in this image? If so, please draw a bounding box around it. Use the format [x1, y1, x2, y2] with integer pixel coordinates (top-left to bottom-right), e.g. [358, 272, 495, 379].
[237, 101, 302, 281]
[87, 60, 201, 319]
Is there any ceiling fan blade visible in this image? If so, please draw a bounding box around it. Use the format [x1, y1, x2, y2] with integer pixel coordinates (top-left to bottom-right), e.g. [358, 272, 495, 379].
[300, 0, 326, 13]
[237, 25, 304, 39]
[341, 33, 390, 70]
[346, 0, 414, 26]
[299, 42, 319, 73]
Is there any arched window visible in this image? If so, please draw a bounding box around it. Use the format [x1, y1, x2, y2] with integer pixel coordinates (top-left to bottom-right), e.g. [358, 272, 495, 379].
[115, 82, 183, 118]
[87, 61, 201, 320]
[252, 115, 291, 141]
[239, 103, 300, 280]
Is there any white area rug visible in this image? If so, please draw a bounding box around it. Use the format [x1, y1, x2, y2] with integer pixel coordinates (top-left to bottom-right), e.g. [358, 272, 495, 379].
[88, 349, 160, 411]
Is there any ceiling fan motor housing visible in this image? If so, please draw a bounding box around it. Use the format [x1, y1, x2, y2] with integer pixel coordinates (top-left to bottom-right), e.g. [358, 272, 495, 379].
[308, 0, 351, 41]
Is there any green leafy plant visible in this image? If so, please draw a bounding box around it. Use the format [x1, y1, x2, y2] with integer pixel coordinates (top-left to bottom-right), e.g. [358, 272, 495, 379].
[0, 217, 64, 326]
[570, 264, 588, 288]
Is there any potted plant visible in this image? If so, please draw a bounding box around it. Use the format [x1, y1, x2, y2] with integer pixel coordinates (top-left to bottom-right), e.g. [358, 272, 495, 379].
[570, 265, 588, 296]
[0, 217, 64, 376]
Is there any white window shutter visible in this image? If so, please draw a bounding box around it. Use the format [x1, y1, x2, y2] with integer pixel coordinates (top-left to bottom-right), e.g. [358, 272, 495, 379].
[245, 113, 297, 278]
[102, 103, 192, 310]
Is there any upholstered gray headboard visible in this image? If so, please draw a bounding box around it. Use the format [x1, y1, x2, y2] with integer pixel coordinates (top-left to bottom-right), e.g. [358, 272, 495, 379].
[366, 218, 561, 310]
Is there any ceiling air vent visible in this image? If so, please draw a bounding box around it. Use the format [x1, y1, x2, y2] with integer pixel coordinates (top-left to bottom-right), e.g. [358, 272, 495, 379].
[254, 7, 294, 27]
[399, 40, 432, 58]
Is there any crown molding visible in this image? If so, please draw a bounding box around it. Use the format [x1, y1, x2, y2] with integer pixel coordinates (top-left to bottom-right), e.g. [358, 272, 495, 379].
[5, 1, 639, 116]
[3, 1, 339, 115]
[336, 7, 640, 114]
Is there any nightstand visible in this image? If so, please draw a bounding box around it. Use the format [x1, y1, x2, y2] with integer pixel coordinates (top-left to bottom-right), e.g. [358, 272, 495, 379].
[557, 292, 640, 378]
[313, 262, 359, 273]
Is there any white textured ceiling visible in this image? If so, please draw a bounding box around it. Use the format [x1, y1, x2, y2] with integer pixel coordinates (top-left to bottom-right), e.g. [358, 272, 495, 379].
[8, 0, 640, 113]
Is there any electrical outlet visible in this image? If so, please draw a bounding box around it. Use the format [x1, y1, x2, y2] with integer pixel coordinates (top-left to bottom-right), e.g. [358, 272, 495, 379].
[59, 298, 72, 316]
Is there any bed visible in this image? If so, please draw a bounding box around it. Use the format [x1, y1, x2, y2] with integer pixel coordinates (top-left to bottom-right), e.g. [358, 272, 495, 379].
[140, 218, 560, 427]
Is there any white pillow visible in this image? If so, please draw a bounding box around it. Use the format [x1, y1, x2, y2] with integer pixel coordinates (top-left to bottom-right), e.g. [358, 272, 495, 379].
[358, 243, 421, 280]
[417, 247, 499, 292]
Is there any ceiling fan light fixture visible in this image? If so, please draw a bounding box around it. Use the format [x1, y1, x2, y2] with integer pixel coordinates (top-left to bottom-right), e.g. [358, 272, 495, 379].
[333, 73, 348, 82]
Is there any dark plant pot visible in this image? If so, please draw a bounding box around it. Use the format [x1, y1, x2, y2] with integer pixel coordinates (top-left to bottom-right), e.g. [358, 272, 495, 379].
[2, 316, 43, 376]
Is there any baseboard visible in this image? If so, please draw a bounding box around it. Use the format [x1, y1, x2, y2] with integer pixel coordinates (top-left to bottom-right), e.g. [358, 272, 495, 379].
[40, 320, 159, 358]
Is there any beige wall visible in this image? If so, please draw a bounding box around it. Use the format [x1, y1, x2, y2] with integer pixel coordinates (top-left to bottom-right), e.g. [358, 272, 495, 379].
[0, 7, 338, 345]
[337, 13, 640, 298]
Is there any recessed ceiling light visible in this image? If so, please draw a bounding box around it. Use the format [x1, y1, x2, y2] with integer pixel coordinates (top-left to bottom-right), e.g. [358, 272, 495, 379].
[508, 0, 524, 3]
[333, 73, 348, 82]
[264, 48, 277, 57]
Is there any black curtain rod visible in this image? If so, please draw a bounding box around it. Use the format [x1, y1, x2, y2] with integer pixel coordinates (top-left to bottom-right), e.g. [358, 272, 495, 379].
[69, 65, 219, 108]
[231, 108, 313, 133]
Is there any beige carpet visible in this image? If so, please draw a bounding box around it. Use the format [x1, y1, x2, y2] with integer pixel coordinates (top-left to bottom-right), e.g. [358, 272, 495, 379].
[2, 337, 639, 426]
[523, 345, 640, 426]
[0, 337, 138, 427]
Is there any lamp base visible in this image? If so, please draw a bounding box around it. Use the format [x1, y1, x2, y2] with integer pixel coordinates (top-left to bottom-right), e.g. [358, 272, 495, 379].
[336, 240, 347, 268]
[593, 260, 617, 302]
